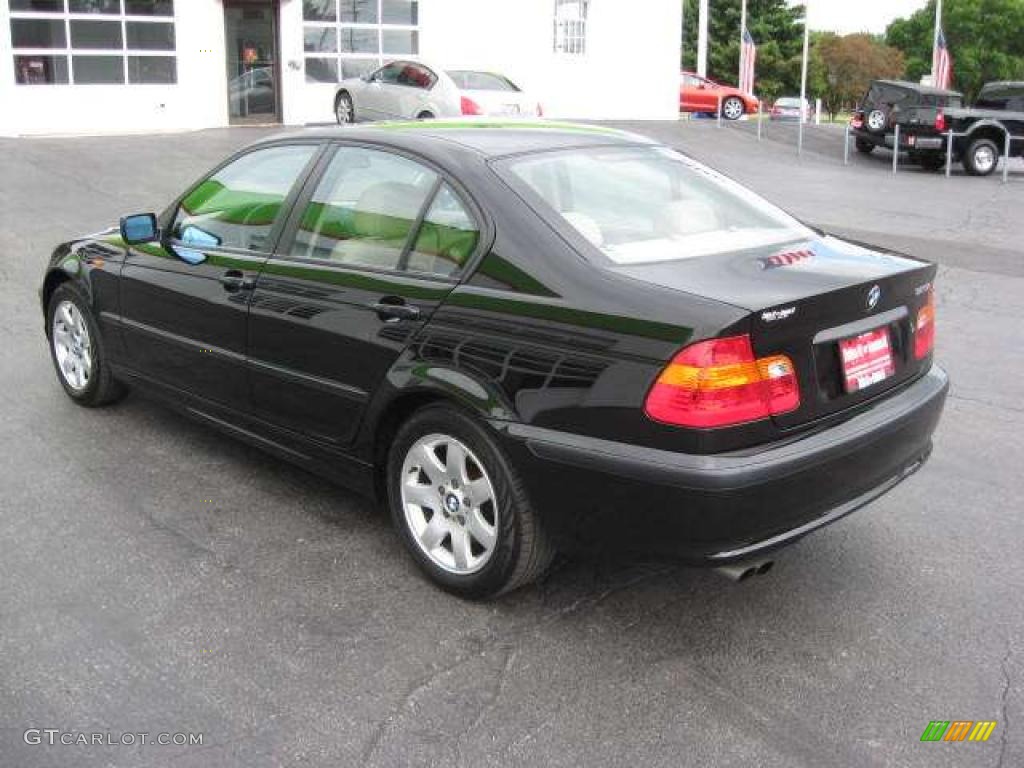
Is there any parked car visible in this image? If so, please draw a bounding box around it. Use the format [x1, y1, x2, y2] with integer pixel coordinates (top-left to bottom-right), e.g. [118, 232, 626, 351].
[974, 81, 1024, 110]
[334, 60, 540, 124]
[770, 96, 812, 122]
[680, 71, 759, 120]
[40, 122, 947, 598]
[229, 67, 275, 117]
[446, 70, 542, 117]
[850, 79, 1024, 175]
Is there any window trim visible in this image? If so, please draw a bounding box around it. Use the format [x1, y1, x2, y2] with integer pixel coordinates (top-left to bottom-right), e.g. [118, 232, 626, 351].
[272, 139, 491, 283]
[158, 140, 328, 259]
[10, 2, 177, 86]
[302, 0, 420, 85]
[553, 0, 588, 56]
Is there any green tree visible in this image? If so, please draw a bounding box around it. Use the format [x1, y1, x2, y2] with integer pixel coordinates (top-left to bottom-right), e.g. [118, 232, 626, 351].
[682, 0, 806, 103]
[815, 34, 905, 118]
[886, 0, 1024, 101]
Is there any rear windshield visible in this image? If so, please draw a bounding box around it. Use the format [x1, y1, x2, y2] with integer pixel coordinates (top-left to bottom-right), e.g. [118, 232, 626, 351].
[447, 71, 519, 92]
[775, 98, 802, 107]
[503, 146, 813, 265]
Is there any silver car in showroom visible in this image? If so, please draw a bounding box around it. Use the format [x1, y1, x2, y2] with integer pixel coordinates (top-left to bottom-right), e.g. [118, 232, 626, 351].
[333, 60, 541, 123]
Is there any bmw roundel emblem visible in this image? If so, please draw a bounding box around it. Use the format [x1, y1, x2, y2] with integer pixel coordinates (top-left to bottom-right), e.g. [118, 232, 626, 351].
[866, 284, 881, 311]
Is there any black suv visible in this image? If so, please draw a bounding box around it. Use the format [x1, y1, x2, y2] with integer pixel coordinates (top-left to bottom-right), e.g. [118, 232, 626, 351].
[852, 79, 1024, 176]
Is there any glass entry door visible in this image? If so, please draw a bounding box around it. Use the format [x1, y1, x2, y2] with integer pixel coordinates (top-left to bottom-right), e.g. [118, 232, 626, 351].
[225, 1, 280, 124]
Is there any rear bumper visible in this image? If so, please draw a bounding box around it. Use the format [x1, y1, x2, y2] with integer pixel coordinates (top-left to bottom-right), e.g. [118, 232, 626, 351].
[854, 128, 945, 151]
[497, 366, 948, 563]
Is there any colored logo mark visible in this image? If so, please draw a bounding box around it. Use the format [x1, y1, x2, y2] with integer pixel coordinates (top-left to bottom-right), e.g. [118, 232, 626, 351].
[920, 720, 997, 742]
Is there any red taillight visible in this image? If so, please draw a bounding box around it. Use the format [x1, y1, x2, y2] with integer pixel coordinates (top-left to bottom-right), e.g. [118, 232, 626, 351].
[460, 95, 483, 115]
[935, 110, 946, 132]
[644, 334, 800, 428]
[914, 288, 936, 359]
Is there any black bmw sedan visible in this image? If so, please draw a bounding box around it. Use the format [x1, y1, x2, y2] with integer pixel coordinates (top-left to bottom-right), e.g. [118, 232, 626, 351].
[40, 121, 947, 598]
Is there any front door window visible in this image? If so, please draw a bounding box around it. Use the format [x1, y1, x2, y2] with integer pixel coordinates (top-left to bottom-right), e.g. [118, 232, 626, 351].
[225, 2, 279, 123]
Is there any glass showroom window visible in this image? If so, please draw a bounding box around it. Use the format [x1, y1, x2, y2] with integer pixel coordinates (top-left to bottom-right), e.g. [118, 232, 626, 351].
[9, 0, 177, 85]
[553, 0, 588, 55]
[302, 0, 419, 84]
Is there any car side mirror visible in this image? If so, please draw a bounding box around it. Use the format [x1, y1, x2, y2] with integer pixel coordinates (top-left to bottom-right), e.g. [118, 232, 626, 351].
[120, 213, 158, 245]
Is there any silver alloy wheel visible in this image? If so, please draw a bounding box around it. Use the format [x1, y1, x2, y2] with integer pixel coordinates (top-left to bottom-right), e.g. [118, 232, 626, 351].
[400, 433, 498, 575]
[723, 97, 744, 120]
[335, 95, 353, 124]
[52, 299, 93, 392]
[972, 144, 996, 174]
[867, 109, 887, 132]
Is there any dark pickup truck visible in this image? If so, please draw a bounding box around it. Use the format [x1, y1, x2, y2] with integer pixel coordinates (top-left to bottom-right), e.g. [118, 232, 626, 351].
[851, 79, 1024, 176]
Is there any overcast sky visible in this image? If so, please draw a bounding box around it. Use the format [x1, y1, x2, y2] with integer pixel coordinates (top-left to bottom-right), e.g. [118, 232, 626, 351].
[789, 0, 930, 34]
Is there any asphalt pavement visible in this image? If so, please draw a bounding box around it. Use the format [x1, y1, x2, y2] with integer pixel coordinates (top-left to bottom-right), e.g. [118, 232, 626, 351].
[0, 121, 1021, 768]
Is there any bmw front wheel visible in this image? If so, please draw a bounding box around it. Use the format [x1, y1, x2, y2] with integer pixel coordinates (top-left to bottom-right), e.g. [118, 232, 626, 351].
[47, 283, 125, 407]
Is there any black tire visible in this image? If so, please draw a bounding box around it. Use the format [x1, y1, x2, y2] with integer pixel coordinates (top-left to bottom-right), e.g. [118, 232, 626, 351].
[721, 96, 745, 121]
[963, 137, 999, 177]
[387, 403, 555, 599]
[855, 137, 875, 154]
[46, 283, 126, 407]
[334, 92, 354, 125]
[416, 111, 434, 120]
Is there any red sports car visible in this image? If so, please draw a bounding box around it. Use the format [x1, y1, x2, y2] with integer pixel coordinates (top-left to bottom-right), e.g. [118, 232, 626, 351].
[680, 71, 760, 120]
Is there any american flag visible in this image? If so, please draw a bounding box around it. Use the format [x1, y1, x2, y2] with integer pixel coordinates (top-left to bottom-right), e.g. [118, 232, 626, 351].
[739, 27, 757, 96]
[933, 28, 953, 90]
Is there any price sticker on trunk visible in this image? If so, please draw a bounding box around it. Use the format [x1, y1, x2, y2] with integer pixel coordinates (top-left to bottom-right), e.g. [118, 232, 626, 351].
[839, 327, 896, 393]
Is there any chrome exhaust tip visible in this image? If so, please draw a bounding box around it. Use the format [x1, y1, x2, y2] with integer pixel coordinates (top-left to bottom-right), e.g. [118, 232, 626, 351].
[714, 559, 775, 582]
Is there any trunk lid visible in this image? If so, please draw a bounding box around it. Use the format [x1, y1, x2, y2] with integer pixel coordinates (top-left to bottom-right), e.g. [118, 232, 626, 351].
[464, 89, 539, 118]
[612, 235, 937, 429]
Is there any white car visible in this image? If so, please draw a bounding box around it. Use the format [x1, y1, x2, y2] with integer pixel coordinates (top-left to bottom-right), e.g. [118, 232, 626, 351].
[333, 60, 541, 124]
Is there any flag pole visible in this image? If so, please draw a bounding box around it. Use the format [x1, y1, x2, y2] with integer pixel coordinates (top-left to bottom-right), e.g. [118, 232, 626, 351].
[798, 1, 810, 154]
[932, 0, 943, 83]
[697, 0, 709, 77]
[739, 0, 747, 86]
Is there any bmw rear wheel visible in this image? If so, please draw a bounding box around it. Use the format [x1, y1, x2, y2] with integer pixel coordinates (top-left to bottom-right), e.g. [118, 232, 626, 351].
[722, 96, 744, 121]
[388, 404, 555, 598]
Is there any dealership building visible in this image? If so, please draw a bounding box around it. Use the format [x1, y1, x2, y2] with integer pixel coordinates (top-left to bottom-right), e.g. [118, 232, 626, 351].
[0, 0, 681, 136]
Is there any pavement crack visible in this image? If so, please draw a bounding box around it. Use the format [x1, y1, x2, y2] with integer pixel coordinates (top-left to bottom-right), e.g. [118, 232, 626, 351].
[947, 392, 1024, 416]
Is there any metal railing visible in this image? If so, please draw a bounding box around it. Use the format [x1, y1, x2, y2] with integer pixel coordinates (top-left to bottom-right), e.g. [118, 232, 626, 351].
[843, 122, 1021, 182]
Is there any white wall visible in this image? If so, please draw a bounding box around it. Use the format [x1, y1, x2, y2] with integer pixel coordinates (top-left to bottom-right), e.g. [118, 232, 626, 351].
[0, 2, 228, 136]
[286, 0, 682, 125]
[1, 0, 681, 136]
[419, 0, 681, 121]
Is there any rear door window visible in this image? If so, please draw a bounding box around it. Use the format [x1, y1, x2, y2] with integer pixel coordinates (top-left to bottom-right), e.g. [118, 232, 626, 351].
[397, 63, 435, 89]
[407, 183, 480, 277]
[290, 146, 438, 270]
